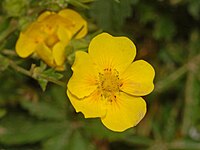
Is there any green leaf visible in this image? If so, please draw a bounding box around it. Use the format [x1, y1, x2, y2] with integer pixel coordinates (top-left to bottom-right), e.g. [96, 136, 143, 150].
[68, 131, 88, 150]
[49, 86, 68, 111]
[2, 0, 29, 17]
[90, 0, 136, 32]
[20, 100, 66, 120]
[43, 129, 93, 150]
[32, 63, 63, 91]
[0, 112, 68, 145]
[0, 108, 7, 118]
[70, 39, 89, 52]
[68, 0, 89, 9]
[43, 127, 72, 150]
[42, 68, 63, 80]
[38, 78, 48, 91]
[32, 65, 48, 91]
[123, 135, 153, 146]
[153, 17, 176, 41]
[137, 3, 157, 24]
[83, 119, 133, 141]
[188, 0, 200, 20]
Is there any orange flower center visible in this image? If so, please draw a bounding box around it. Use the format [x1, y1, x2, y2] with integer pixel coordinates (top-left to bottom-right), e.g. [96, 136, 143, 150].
[98, 68, 121, 101]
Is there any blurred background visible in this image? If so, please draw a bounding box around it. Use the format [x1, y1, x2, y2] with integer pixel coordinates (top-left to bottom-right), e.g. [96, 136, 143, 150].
[0, 0, 200, 149]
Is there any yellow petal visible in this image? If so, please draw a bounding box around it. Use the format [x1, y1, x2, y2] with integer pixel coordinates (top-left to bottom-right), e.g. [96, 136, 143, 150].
[52, 42, 66, 66]
[67, 51, 99, 99]
[101, 92, 146, 132]
[55, 65, 65, 71]
[37, 11, 54, 21]
[58, 9, 87, 39]
[88, 33, 136, 74]
[57, 25, 72, 44]
[24, 22, 45, 38]
[120, 60, 155, 96]
[35, 43, 55, 67]
[15, 33, 36, 58]
[67, 90, 106, 118]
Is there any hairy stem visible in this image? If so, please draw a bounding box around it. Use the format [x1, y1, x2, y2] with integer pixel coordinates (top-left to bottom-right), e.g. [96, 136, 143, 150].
[8, 59, 66, 88]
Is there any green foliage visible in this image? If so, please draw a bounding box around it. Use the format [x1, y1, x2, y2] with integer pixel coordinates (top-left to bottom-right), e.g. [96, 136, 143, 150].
[0, 17, 10, 34]
[187, 0, 200, 20]
[153, 16, 176, 40]
[0, 0, 200, 149]
[32, 62, 64, 91]
[0, 54, 9, 71]
[90, 0, 138, 32]
[20, 100, 66, 120]
[0, 112, 68, 145]
[2, 0, 29, 17]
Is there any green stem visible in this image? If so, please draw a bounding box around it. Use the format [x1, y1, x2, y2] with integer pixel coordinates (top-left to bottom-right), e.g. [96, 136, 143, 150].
[9, 60, 31, 77]
[154, 54, 200, 93]
[8, 59, 66, 88]
[181, 68, 195, 136]
[2, 49, 17, 56]
[40, 74, 66, 88]
[181, 49, 200, 136]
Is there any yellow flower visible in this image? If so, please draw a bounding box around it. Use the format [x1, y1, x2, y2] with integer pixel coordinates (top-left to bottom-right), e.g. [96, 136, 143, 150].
[67, 33, 155, 132]
[16, 9, 87, 70]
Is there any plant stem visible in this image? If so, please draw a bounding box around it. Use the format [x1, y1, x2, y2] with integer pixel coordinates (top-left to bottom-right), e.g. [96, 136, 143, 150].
[154, 54, 200, 93]
[9, 60, 31, 77]
[40, 74, 66, 88]
[8, 59, 66, 88]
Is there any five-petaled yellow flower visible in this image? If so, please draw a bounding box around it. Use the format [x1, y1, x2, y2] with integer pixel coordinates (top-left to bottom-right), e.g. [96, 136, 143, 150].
[67, 33, 155, 132]
[16, 9, 87, 70]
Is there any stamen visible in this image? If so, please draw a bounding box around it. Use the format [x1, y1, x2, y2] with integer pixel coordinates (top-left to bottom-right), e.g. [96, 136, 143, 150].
[98, 68, 120, 100]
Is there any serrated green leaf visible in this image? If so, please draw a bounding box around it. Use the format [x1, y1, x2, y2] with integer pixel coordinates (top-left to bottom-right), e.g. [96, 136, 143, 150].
[43, 128, 72, 150]
[68, 131, 88, 150]
[0, 113, 68, 145]
[38, 78, 48, 91]
[20, 100, 66, 120]
[32, 64, 64, 91]
[90, 0, 135, 32]
[40, 61, 47, 71]
[42, 68, 63, 80]
[83, 119, 133, 141]
[49, 86, 68, 111]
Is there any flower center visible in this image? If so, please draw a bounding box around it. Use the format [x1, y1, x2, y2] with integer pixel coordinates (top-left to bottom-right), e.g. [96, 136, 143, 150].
[98, 68, 120, 100]
[45, 35, 59, 48]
